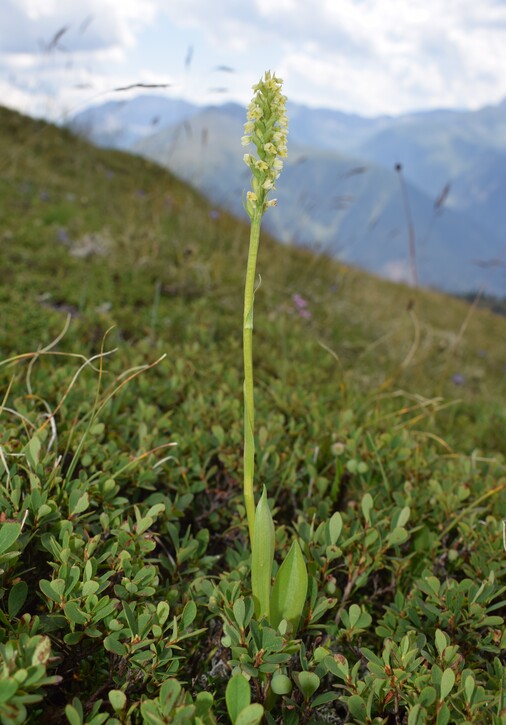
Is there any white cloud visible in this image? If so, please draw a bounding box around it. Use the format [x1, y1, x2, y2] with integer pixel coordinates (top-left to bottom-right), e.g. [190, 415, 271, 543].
[1, 0, 506, 118]
[0, 0, 158, 54]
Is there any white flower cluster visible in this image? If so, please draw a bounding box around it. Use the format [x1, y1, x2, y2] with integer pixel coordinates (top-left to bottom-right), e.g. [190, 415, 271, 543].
[241, 71, 288, 217]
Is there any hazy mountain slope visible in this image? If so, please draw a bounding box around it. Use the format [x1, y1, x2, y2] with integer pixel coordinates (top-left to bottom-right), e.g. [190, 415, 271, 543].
[134, 106, 505, 295]
[70, 94, 198, 149]
[70, 94, 506, 295]
[450, 150, 506, 240]
[287, 100, 506, 232]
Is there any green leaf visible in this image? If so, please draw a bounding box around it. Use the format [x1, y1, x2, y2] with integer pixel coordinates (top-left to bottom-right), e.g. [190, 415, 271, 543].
[251, 486, 274, 620]
[408, 704, 425, 725]
[0, 522, 21, 556]
[108, 690, 127, 712]
[347, 694, 367, 721]
[226, 674, 251, 724]
[8, 580, 28, 618]
[32, 635, 51, 665]
[0, 679, 18, 703]
[140, 701, 165, 725]
[435, 629, 447, 656]
[159, 679, 181, 713]
[69, 491, 89, 517]
[103, 635, 127, 656]
[37, 504, 52, 519]
[235, 703, 264, 725]
[65, 704, 83, 725]
[396, 506, 411, 528]
[64, 601, 88, 625]
[40, 579, 62, 603]
[387, 526, 409, 546]
[348, 604, 362, 628]
[123, 601, 137, 635]
[464, 674, 475, 703]
[436, 702, 450, 725]
[328, 512, 343, 545]
[311, 692, 339, 707]
[440, 668, 455, 700]
[82, 580, 99, 597]
[157, 601, 170, 626]
[270, 539, 308, 634]
[295, 671, 320, 700]
[361, 493, 373, 524]
[419, 686, 437, 707]
[182, 600, 197, 628]
[25, 435, 42, 468]
[233, 598, 246, 628]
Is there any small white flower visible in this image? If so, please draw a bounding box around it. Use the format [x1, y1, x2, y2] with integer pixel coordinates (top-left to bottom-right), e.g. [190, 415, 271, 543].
[263, 142, 277, 156]
[242, 71, 288, 216]
[255, 160, 269, 172]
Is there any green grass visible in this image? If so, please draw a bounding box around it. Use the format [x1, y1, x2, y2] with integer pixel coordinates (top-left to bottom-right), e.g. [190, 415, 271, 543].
[0, 105, 505, 724]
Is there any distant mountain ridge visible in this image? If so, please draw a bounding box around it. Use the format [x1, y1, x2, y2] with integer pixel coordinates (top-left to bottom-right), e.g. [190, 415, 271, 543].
[70, 95, 506, 296]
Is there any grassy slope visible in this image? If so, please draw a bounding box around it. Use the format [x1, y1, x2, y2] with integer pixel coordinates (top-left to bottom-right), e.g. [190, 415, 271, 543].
[1, 104, 505, 455]
[0, 105, 505, 722]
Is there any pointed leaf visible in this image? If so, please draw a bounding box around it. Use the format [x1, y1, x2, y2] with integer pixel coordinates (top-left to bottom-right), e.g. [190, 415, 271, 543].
[440, 668, 455, 700]
[270, 539, 308, 634]
[8, 581, 28, 618]
[182, 600, 197, 628]
[361, 493, 373, 524]
[251, 487, 274, 620]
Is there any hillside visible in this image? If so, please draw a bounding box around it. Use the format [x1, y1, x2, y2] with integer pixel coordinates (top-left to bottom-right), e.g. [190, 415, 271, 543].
[0, 105, 505, 723]
[71, 95, 506, 297]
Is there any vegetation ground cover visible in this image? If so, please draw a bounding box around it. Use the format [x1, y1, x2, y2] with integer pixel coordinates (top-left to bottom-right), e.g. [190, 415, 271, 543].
[0, 105, 505, 723]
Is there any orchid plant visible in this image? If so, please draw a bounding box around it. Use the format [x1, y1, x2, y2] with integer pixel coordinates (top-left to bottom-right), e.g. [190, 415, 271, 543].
[241, 72, 308, 635]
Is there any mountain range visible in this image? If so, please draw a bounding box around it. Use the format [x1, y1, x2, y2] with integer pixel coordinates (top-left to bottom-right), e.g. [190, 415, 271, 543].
[70, 95, 506, 296]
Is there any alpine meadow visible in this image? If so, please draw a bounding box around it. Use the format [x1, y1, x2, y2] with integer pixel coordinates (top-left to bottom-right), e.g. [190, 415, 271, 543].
[0, 71, 505, 725]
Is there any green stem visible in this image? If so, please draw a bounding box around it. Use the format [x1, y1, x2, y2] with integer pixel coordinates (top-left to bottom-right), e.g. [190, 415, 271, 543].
[243, 206, 263, 543]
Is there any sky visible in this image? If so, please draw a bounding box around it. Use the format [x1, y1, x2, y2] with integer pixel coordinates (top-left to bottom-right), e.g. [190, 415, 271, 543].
[1, 0, 506, 122]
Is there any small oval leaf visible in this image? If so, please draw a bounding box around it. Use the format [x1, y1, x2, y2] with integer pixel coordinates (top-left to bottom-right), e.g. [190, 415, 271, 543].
[0, 523, 21, 556]
[328, 512, 343, 545]
[226, 674, 251, 724]
[235, 703, 264, 725]
[440, 668, 455, 700]
[296, 671, 320, 700]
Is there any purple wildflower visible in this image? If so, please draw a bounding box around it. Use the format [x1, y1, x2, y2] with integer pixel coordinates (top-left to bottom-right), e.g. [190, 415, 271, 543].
[291, 293, 311, 319]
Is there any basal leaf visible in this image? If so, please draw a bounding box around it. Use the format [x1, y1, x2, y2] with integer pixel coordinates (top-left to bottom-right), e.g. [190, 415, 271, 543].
[270, 539, 307, 634]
